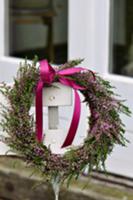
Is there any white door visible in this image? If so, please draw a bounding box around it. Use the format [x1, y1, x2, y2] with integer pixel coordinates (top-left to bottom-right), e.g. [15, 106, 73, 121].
[1, 0, 133, 178]
[0, 0, 88, 154]
[69, 0, 133, 178]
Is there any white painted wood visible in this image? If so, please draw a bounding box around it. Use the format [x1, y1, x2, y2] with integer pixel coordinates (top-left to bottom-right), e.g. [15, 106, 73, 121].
[0, 1, 89, 156]
[34, 82, 72, 154]
[0, 0, 6, 56]
[68, 0, 95, 67]
[44, 90, 89, 154]
[0, 0, 9, 56]
[33, 83, 72, 106]
[44, 129, 68, 154]
[0, 57, 88, 155]
[42, 83, 88, 154]
[0, 0, 132, 176]
[69, 0, 133, 177]
[106, 131, 133, 178]
[0, 57, 23, 155]
[0, 81, 88, 155]
[68, 0, 110, 73]
[0, 56, 24, 83]
[43, 84, 89, 154]
[104, 74, 133, 132]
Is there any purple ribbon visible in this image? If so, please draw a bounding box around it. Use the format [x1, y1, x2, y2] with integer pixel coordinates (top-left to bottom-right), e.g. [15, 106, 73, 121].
[36, 60, 86, 148]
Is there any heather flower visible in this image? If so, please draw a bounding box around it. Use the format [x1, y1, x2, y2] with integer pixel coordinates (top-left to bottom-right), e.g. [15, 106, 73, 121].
[0, 58, 131, 185]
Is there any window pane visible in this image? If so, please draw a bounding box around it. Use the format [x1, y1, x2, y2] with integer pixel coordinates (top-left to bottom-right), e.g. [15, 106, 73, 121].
[9, 0, 68, 64]
[112, 0, 133, 77]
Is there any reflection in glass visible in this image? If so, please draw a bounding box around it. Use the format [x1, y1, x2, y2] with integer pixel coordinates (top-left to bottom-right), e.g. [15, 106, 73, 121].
[9, 0, 68, 64]
[112, 0, 133, 77]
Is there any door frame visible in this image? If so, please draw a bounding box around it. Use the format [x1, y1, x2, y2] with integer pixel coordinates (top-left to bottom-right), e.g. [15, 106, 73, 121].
[1, 0, 133, 177]
[1, 0, 133, 128]
[0, 0, 9, 57]
[68, 0, 133, 178]
[1, 0, 133, 132]
[68, 0, 133, 80]
[68, 0, 110, 74]
[69, 0, 133, 125]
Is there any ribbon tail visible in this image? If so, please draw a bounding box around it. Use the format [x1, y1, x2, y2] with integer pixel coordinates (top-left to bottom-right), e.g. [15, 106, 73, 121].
[36, 80, 44, 142]
[61, 89, 81, 148]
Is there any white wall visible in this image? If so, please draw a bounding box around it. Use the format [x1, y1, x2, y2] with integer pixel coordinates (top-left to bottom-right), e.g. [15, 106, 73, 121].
[10, 0, 68, 52]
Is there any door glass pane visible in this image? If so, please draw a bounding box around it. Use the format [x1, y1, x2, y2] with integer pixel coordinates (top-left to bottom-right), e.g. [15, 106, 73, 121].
[112, 0, 133, 77]
[9, 0, 68, 64]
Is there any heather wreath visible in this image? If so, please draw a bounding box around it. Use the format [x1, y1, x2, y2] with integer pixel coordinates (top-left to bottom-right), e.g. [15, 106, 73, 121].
[0, 58, 131, 184]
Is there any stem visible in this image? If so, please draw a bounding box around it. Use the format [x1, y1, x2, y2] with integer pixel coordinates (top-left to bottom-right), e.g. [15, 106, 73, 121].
[51, 175, 61, 200]
[55, 193, 59, 200]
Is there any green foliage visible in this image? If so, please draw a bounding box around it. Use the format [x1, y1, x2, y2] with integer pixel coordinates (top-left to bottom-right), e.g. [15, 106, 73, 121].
[0, 58, 131, 186]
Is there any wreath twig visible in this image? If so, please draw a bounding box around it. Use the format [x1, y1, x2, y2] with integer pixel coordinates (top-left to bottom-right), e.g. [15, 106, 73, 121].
[0, 58, 131, 184]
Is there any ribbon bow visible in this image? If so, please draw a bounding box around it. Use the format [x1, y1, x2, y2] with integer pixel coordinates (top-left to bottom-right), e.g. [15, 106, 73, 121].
[36, 60, 86, 148]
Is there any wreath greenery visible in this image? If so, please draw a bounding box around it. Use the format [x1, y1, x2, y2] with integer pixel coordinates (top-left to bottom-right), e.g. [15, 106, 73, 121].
[0, 58, 131, 184]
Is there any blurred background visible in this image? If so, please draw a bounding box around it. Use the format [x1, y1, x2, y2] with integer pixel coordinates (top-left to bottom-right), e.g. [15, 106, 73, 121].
[9, 0, 68, 64]
[0, 0, 133, 199]
[8, 0, 133, 76]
